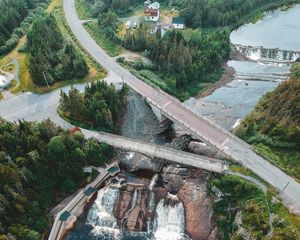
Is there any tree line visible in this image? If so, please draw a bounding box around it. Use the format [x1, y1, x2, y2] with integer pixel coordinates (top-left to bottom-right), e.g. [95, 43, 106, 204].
[0, 118, 113, 240]
[235, 63, 300, 180]
[60, 80, 127, 130]
[123, 28, 230, 89]
[178, 0, 300, 28]
[27, 14, 88, 86]
[0, 0, 49, 55]
[78, 0, 143, 17]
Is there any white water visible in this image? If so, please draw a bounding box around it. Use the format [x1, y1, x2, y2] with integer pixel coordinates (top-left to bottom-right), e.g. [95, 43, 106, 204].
[130, 189, 138, 210]
[86, 184, 120, 237]
[153, 198, 186, 240]
[235, 44, 300, 62]
[149, 174, 158, 191]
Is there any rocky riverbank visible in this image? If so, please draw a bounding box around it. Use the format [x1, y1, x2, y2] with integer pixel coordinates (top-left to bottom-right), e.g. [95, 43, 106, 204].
[65, 90, 219, 240]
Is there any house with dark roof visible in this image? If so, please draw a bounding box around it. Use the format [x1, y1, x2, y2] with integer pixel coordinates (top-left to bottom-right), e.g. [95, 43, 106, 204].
[172, 17, 185, 29]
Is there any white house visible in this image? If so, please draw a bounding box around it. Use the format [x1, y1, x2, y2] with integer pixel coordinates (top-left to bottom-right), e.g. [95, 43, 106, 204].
[144, 1, 160, 22]
[172, 17, 185, 29]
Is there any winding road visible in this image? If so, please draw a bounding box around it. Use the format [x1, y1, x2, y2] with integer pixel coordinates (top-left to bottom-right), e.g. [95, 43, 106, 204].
[62, 0, 300, 215]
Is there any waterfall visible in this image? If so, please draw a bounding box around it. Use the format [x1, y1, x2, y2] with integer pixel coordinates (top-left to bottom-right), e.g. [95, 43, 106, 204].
[149, 174, 158, 191]
[126, 152, 135, 161]
[147, 174, 158, 233]
[235, 44, 300, 62]
[153, 197, 187, 240]
[130, 189, 138, 210]
[86, 184, 120, 237]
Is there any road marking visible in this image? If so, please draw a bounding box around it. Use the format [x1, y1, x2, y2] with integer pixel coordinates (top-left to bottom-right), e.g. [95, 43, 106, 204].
[162, 101, 171, 109]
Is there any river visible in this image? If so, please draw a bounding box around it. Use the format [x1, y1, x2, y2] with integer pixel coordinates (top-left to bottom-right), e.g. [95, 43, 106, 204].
[184, 4, 300, 131]
[64, 4, 300, 240]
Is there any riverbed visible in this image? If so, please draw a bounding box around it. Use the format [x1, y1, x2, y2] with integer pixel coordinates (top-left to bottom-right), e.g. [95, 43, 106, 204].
[184, 4, 300, 131]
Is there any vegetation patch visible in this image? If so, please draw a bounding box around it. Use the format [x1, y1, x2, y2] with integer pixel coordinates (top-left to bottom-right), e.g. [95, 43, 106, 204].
[0, 118, 113, 240]
[84, 16, 122, 57]
[235, 62, 300, 181]
[0, 0, 50, 56]
[59, 80, 128, 132]
[27, 13, 88, 86]
[211, 174, 300, 239]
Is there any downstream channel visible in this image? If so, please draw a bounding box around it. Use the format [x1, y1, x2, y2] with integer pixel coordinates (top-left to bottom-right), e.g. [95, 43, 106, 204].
[64, 5, 300, 240]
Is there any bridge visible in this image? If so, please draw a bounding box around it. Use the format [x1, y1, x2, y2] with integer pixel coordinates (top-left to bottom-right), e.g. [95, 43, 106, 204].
[80, 129, 229, 173]
[48, 163, 120, 240]
[64, 0, 300, 214]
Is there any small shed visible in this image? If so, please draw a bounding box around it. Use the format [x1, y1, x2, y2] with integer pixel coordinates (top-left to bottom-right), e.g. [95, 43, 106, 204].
[172, 17, 185, 29]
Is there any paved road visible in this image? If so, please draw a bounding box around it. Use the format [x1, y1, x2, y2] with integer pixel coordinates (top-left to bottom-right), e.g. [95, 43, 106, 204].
[63, 0, 300, 214]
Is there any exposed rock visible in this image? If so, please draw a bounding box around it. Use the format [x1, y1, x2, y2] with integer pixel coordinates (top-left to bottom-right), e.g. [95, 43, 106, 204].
[126, 188, 149, 231]
[178, 170, 213, 240]
[208, 227, 218, 240]
[119, 151, 163, 173]
[188, 141, 217, 158]
[165, 134, 191, 150]
[114, 185, 135, 221]
[127, 206, 142, 231]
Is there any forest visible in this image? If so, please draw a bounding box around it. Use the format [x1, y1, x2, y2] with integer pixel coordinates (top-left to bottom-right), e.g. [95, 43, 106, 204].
[77, 0, 143, 17]
[0, 119, 113, 240]
[27, 14, 88, 86]
[123, 29, 230, 89]
[235, 63, 300, 181]
[178, 0, 300, 28]
[149, 30, 230, 89]
[0, 0, 49, 55]
[60, 81, 127, 130]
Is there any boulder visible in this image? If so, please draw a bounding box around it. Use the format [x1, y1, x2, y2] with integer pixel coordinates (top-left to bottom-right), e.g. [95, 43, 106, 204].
[178, 171, 213, 240]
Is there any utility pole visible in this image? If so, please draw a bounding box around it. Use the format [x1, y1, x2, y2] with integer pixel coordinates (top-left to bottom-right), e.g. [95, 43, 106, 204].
[42, 71, 50, 88]
[271, 181, 290, 206]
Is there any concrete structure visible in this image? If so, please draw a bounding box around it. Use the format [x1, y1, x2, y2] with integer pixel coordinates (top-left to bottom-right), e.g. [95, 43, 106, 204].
[81, 129, 229, 173]
[48, 163, 120, 240]
[63, 0, 300, 215]
[172, 17, 185, 29]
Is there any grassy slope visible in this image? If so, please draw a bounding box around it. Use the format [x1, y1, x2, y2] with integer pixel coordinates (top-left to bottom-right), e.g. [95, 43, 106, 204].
[75, 0, 93, 19]
[235, 63, 300, 182]
[84, 21, 122, 57]
[0, 0, 105, 94]
[211, 174, 300, 239]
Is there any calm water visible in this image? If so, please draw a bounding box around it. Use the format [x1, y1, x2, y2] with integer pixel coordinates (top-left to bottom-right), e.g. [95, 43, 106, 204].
[230, 5, 300, 50]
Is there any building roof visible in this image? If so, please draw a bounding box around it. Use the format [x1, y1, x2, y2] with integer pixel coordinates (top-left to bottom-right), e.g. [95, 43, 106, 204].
[144, 8, 159, 17]
[172, 17, 185, 25]
[84, 186, 96, 196]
